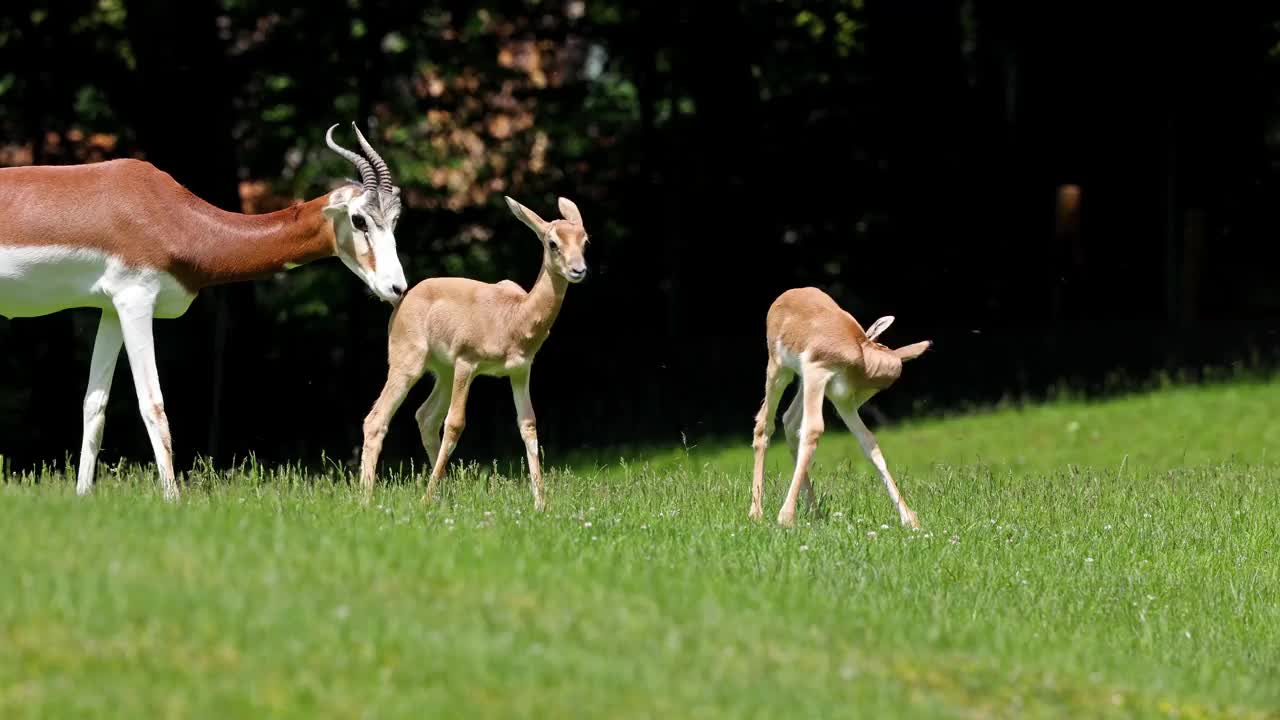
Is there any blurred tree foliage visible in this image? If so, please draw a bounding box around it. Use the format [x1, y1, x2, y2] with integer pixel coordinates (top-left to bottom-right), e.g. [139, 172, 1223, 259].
[1, 1, 1278, 472]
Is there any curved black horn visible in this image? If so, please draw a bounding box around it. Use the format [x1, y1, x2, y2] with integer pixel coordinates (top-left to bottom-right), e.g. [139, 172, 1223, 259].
[325, 123, 377, 191]
[352, 122, 394, 193]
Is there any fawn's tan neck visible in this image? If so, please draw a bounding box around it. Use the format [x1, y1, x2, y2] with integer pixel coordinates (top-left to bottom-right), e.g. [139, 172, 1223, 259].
[512, 253, 569, 351]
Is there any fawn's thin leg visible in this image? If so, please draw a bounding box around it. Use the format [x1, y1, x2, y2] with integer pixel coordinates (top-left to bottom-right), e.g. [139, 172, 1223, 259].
[750, 356, 793, 520]
[833, 398, 920, 529]
[423, 360, 476, 504]
[360, 360, 425, 494]
[777, 366, 830, 527]
[781, 387, 817, 512]
[510, 369, 545, 512]
[413, 369, 451, 473]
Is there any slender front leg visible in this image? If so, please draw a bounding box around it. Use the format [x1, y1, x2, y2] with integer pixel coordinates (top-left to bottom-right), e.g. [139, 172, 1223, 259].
[750, 356, 792, 520]
[423, 360, 476, 504]
[510, 369, 545, 511]
[777, 367, 830, 527]
[834, 399, 920, 529]
[77, 311, 124, 496]
[413, 370, 451, 474]
[114, 292, 178, 501]
[360, 361, 426, 495]
[781, 387, 817, 513]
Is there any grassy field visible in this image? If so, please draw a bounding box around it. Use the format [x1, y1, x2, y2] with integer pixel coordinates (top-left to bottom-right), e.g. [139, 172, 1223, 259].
[3, 378, 1279, 718]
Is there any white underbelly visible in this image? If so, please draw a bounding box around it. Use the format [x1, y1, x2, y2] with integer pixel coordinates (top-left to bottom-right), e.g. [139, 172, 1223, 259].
[0, 245, 196, 319]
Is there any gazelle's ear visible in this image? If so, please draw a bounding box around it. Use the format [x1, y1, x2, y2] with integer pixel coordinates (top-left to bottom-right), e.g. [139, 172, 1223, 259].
[557, 196, 583, 225]
[505, 196, 550, 236]
[866, 315, 894, 341]
[892, 340, 932, 362]
[322, 197, 349, 220]
[323, 186, 358, 219]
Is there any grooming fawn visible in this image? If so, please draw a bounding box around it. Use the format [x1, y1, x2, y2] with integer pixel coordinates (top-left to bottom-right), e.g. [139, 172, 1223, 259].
[750, 287, 931, 528]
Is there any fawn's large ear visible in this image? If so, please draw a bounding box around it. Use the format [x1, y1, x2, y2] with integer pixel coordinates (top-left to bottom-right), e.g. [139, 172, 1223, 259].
[505, 196, 550, 236]
[557, 196, 583, 225]
[892, 340, 932, 362]
[866, 315, 894, 341]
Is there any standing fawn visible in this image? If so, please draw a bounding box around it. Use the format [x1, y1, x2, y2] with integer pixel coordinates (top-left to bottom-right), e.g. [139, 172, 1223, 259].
[360, 195, 589, 510]
[750, 287, 931, 528]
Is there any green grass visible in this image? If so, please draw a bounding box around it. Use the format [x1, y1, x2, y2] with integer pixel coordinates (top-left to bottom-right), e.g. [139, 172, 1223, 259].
[3, 378, 1280, 718]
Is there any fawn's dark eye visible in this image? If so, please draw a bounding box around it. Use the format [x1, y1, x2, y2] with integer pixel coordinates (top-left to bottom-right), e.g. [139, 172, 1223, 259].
[548, 238, 560, 252]
[351, 215, 368, 232]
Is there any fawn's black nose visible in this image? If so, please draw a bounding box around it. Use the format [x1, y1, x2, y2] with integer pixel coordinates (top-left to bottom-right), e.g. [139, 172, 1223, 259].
[391, 283, 407, 297]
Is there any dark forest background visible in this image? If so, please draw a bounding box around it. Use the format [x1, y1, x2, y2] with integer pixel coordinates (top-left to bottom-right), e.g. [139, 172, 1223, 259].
[2, 1, 1278, 475]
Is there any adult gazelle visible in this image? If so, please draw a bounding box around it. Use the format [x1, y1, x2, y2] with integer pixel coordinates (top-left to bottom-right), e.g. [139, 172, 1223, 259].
[0, 124, 407, 499]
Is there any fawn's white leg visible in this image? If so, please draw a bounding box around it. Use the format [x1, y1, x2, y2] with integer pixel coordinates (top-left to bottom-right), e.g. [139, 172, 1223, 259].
[777, 367, 830, 527]
[360, 361, 425, 494]
[833, 399, 920, 529]
[750, 356, 792, 520]
[511, 369, 545, 511]
[423, 361, 476, 504]
[413, 372, 450, 473]
[781, 387, 818, 512]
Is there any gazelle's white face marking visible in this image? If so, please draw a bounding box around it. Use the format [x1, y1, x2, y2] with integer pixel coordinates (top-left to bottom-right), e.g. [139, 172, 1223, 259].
[325, 187, 407, 304]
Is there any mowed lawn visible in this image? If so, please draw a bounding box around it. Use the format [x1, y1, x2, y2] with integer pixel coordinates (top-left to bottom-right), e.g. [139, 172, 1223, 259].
[3, 379, 1279, 718]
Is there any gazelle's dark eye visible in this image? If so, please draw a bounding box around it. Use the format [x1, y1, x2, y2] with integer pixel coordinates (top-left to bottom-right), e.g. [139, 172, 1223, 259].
[548, 238, 560, 252]
[351, 215, 368, 232]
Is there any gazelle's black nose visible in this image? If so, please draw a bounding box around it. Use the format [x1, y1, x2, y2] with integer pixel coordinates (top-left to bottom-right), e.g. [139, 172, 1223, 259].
[392, 283, 407, 297]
